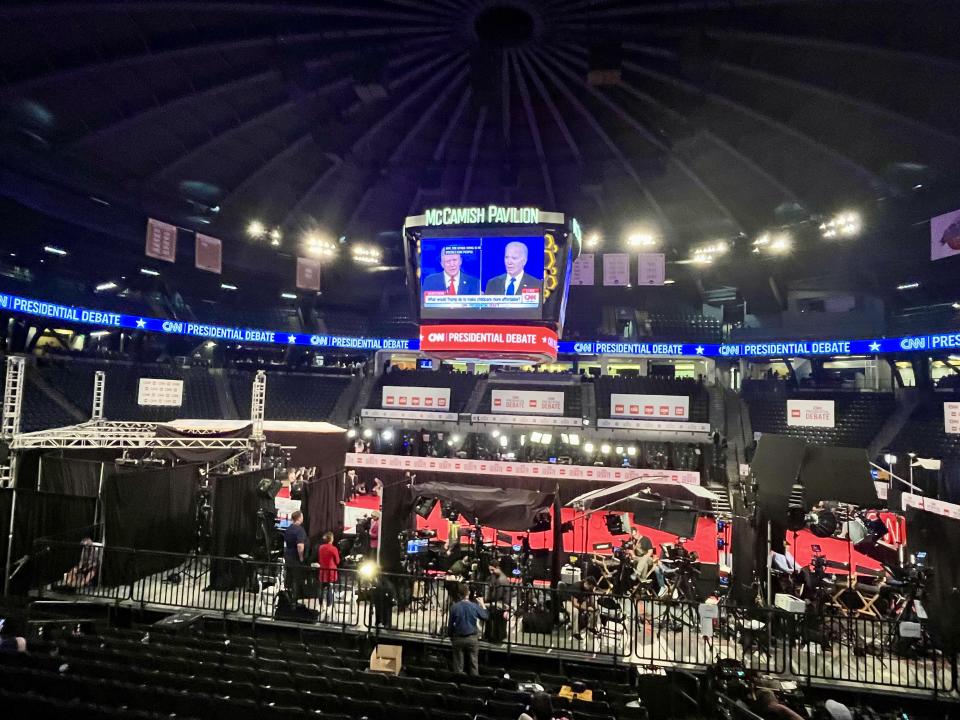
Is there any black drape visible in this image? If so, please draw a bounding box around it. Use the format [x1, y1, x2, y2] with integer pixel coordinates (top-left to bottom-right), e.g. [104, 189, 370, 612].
[751, 435, 806, 553]
[100, 463, 199, 586]
[800, 445, 876, 508]
[207, 470, 261, 590]
[731, 513, 760, 605]
[407, 482, 554, 531]
[302, 473, 339, 546]
[154, 423, 252, 463]
[906, 507, 960, 652]
[940, 458, 960, 503]
[39, 455, 102, 497]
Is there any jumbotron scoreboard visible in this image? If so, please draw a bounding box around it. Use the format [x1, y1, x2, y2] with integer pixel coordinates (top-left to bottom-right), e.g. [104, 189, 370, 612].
[403, 205, 580, 363]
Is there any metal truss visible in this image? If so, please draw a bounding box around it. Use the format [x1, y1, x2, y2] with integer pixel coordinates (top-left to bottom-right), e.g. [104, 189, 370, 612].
[1, 356, 26, 485]
[11, 421, 253, 451]
[251, 370, 266, 441]
[91, 370, 106, 421]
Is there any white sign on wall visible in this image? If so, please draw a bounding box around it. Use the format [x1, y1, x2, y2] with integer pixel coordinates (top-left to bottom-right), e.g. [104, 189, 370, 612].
[786, 399, 835, 428]
[603, 253, 630, 286]
[611, 393, 689, 421]
[382, 385, 451, 411]
[491, 389, 564, 415]
[137, 378, 184, 407]
[570, 253, 595, 286]
[944, 401, 960, 434]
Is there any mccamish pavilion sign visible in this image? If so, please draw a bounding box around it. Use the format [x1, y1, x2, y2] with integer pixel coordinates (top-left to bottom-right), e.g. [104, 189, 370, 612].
[424, 206, 540, 226]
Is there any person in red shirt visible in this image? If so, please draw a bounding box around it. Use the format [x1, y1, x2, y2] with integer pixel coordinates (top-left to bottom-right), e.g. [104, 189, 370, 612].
[317, 532, 341, 615]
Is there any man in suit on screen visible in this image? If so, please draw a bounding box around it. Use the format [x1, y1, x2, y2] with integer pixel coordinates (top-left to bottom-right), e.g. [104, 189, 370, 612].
[484, 240, 541, 296]
[422, 246, 480, 297]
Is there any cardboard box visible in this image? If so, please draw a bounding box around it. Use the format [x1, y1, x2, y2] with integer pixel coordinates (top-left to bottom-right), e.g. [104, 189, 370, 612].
[369, 644, 403, 675]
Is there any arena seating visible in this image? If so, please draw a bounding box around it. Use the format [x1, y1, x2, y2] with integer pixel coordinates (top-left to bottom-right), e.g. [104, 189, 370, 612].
[594, 376, 709, 424]
[368, 369, 478, 414]
[21, 365, 79, 432]
[643, 313, 722, 344]
[229, 369, 352, 421]
[0, 624, 635, 720]
[891, 398, 960, 459]
[745, 391, 895, 448]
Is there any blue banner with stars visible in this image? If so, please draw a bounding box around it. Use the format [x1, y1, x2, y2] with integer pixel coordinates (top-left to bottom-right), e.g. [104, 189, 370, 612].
[3, 290, 960, 359]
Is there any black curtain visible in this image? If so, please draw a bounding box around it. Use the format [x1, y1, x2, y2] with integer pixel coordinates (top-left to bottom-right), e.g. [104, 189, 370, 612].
[407, 482, 554, 531]
[800, 445, 876, 508]
[302, 473, 340, 547]
[905, 507, 960, 652]
[154, 423, 252, 464]
[207, 470, 261, 590]
[100, 463, 199, 586]
[38, 455, 102, 497]
[939, 458, 960, 503]
[731, 513, 760, 605]
[751, 435, 806, 553]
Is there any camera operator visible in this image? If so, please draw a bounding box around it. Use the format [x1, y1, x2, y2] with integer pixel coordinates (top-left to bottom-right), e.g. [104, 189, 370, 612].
[448, 583, 488, 676]
[282, 511, 308, 602]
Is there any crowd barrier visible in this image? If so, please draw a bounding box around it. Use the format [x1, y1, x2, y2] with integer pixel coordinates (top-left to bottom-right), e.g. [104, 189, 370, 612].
[30, 540, 957, 695]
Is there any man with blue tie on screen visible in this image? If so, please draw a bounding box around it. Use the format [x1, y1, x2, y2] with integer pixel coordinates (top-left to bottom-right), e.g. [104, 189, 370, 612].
[484, 240, 541, 296]
[422, 246, 480, 296]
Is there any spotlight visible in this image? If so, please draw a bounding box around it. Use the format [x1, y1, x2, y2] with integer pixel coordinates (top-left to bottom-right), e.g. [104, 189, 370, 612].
[586, 233, 602, 249]
[583, 442, 595, 453]
[897, 282, 919, 291]
[499, 435, 508, 448]
[269, 228, 282, 246]
[347, 429, 357, 439]
[561, 433, 569, 444]
[569, 433, 580, 446]
[582, 418, 590, 426]
[351, 244, 383, 265]
[43, 245, 67, 256]
[221, 283, 238, 291]
[280, 292, 297, 300]
[247, 220, 265, 238]
[627, 446, 637, 456]
[820, 211, 861, 239]
[600, 443, 611, 454]
[382, 429, 394, 441]
[305, 232, 338, 258]
[491, 430, 500, 438]
[530, 432, 543, 443]
[753, 232, 791, 254]
[362, 428, 373, 439]
[884, 453, 898, 465]
[626, 231, 658, 248]
[540, 433, 552, 445]
[451, 434, 461, 443]
[95, 281, 117, 292]
[615, 446, 624, 455]
[358, 561, 379, 580]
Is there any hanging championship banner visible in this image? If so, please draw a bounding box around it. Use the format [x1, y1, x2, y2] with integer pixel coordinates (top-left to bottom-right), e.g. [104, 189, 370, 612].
[296, 257, 321, 291]
[570, 253, 595, 285]
[603, 253, 630, 286]
[931, 208, 960, 261]
[944, 401, 960, 434]
[195, 234, 222, 274]
[787, 399, 835, 427]
[637, 253, 665, 286]
[137, 378, 183, 407]
[145, 218, 177, 263]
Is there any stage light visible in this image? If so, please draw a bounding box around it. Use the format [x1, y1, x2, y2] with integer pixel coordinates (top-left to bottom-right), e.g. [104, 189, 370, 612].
[221, 283, 238, 291]
[446, 439, 454, 446]
[351, 244, 382, 265]
[884, 453, 898, 465]
[269, 228, 282, 246]
[139, 268, 160, 276]
[451, 434, 461, 443]
[520, 435, 526, 446]
[690, 240, 728, 265]
[43, 245, 67, 256]
[530, 431, 543, 443]
[663, 279, 675, 285]
[358, 561, 379, 580]
[347, 428, 357, 439]
[953, 302, 960, 310]
[820, 211, 861, 239]
[499, 435, 508, 448]
[600, 443, 611, 454]
[582, 418, 590, 426]
[626, 231, 658, 248]
[95, 281, 117, 292]
[540, 433, 552, 445]
[280, 292, 297, 300]
[491, 429, 500, 438]
[569, 433, 580, 446]
[615, 446, 624, 455]
[583, 442, 595, 453]
[769, 234, 791, 254]
[381, 429, 394, 441]
[247, 220, 265, 238]
[897, 282, 919, 290]
[305, 232, 337, 258]
[362, 428, 373, 439]
[586, 233, 601, 249]
[90, 331, 110, 338]
[627, 446, 637, 456]
[205, 341, 216, 348]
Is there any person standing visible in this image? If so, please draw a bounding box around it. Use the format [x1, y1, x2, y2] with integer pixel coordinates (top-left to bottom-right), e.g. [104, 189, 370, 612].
[283, 511, 308, 602]
[448, 583, 488, 675]
[317, 531, 341, 617]
[369, 511, 380, 560]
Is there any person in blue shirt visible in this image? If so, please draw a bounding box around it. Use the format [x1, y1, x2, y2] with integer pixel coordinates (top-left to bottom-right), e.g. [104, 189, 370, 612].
[283, 511, 308, 602]
[448, 583, 488, 675]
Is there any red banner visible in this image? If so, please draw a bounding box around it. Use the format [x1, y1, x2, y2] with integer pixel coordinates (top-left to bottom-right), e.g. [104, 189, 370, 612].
[145, 218, 177, 263]
[296, 257, 321, 291]
[419, 324, 558, 360]
[195, 233, 222, 274]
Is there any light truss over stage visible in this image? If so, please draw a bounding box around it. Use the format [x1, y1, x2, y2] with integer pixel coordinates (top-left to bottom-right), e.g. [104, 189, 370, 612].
[10, 420, 254, 451]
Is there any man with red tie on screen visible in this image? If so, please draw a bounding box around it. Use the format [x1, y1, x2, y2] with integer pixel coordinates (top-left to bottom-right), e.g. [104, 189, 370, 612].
[422, 246, 480, 297]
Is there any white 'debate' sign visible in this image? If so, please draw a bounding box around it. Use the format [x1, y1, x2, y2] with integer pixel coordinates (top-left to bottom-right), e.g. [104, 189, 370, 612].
[610, 393, 689, 421]
[786, 399, 835, 428]
[381, 385, 451, 411]
[491, 389, 564, 415]
[944, 401, 960, 434]
[137, 378, 184, 407]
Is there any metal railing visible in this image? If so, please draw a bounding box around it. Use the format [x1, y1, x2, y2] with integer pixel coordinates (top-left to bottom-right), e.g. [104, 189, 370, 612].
[30, 540, 957, 694]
